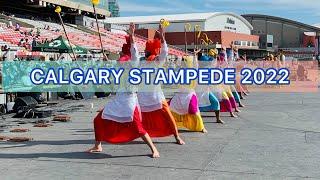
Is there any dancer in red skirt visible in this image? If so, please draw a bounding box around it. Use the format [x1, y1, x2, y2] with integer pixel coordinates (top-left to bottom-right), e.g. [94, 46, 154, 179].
[87, 23, 160, 158]
[137, 23, 185, 145]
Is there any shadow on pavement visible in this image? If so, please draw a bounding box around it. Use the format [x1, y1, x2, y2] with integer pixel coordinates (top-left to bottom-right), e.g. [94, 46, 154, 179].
[0, 139, 178, 149]
[0, 140, 94, 148]
[0, 152, 152, 159]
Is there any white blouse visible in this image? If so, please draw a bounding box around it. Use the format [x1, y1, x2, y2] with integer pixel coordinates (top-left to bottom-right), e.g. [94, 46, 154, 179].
[136, 42, 169, 112]
[102, 43, 140, 123]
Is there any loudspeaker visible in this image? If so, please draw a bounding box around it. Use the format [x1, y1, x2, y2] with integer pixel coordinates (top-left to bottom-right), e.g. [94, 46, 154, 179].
[57, 92, 76, 99]
[95, 92, 111, 98]
[17, 92, 45, 102]
[13, 109, 52, 118]
[13, 96, 38, 112]
[79, 92, 95, 99]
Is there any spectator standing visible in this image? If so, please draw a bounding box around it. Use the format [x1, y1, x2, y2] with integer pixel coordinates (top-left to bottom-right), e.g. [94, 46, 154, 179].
[8, 19, 13, 28]
[15, 23, 20, 31]
[24, 39, 30, 49]
[36, 28, 40, 37]
[19, 38, 25, 47]
[2, 45, 10, 61]
[280, 50, 286, 66]
[0, 46, 2, 61]
[13, 55, 20, 61]
[32, 38, 37, 51]
[28, 29, 33, 36]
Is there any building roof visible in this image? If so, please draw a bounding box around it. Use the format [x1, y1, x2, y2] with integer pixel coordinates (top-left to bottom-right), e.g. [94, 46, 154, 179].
[242, 14, 320, 32]
[314, 24, 320, 28]
[104, 12, 253, 29]
[41, 0, 110, 16]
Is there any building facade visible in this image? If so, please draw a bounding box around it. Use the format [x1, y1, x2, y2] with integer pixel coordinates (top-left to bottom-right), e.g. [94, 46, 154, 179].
[108, 0, 120, 17]
[242, 14, 320, 57]
[105, 12, 259, 51]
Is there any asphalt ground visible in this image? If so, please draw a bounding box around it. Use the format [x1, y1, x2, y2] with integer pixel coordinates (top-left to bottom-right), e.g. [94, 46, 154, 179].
[0, 92, 320, 180]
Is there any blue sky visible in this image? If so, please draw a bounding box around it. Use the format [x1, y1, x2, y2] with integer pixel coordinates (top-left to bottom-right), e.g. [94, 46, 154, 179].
[118, 0, 320, 25]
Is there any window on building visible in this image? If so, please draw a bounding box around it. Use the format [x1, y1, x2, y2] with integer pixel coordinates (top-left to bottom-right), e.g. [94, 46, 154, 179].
[252, 42, 258, 47]
[241, 41, 247, 46]
[234, 41, 241, 46]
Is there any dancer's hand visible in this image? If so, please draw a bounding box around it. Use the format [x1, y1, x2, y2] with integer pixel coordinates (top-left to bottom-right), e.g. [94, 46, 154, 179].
[158, 24, 165, 43]
[194, 49, 201, 55]
[129, 23, 135, 43]
[230, 41, 234, 47]
[159, 24, 165, 35]
[128, 23, 135, 36]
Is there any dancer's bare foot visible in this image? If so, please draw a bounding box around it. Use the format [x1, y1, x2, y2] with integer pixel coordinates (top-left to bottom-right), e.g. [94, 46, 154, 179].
[202, 128, 208, 133]
[230, 112, 238, 118]
[141, 133, 160, 158]
[175, 136, 185, 145]
[152, 149, 160, 158]
[239, 103, 245, 108]
[86, 145, 102, 153]
[216, 119, 225, 124]
[235, 108, 241, 113]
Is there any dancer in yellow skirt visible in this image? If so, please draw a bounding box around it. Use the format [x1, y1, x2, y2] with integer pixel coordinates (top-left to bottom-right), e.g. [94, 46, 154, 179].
[169, 53, 207, 133]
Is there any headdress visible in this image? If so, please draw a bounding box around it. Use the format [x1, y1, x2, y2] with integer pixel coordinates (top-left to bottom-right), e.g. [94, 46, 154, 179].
[119, 36, 131, 62]
[145, 38, 161, 61]
[208, 48, 218, 57]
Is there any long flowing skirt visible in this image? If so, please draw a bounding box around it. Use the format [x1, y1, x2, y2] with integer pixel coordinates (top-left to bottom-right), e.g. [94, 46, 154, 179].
[236, 81, 246, 94]
[171, 94, 205, 132]
[94, 107, 147, 144]
[230, 85, 241, 103]
[224, 86, 237, 109]
[232, 91, 241, 103]
[220, 99, 233, 112]
[199, 92, 220, 112]
[212, 89, 233, 112]
[141, 101, 178, 138]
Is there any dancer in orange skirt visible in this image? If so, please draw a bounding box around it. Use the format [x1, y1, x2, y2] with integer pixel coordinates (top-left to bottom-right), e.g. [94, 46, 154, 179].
[87, 23, 160, 158]
[136, 23, 185, 145]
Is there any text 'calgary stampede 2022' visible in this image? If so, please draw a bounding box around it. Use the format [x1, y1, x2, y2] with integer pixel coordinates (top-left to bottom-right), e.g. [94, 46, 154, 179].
[30, 67, 290, 86]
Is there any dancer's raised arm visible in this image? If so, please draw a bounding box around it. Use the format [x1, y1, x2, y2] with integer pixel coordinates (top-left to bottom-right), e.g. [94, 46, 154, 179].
[158, 24, 168, 64]
[129, 23, 140, 66]
[193, 49, 201, 69]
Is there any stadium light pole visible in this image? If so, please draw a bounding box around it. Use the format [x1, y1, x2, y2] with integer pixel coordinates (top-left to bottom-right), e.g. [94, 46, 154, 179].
[194, 25, 201, 50]
[203, 33, 209, 54]
[184, 23, 191, 53]
[91, 0, 108, 61]
[55, 6, 77, 61]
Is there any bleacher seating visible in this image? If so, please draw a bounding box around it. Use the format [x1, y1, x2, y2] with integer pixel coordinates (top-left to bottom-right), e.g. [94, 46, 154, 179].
[1, 17, 187, 58]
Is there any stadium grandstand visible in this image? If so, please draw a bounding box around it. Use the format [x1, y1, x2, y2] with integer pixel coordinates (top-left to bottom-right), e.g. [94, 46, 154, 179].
[0, 0, 187, 61]
[242, 14, 320, 59]
[0, 0, 110, 20]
